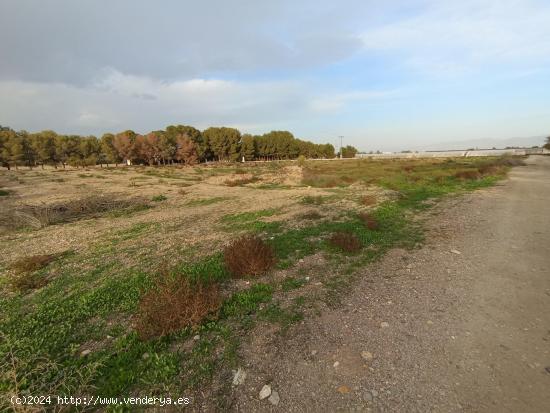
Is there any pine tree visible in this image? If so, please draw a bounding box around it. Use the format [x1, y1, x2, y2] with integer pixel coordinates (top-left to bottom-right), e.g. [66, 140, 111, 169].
[32, 130, 58, 168]
[241, 134, 256, 161]
[100, 133, 121, 166]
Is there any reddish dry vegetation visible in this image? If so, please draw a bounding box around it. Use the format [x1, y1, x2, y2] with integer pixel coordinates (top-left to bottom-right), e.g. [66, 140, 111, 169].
[477, 164, 500, 176]
[454, 170, 481, 180]
[223, 235, 276, 277]
[136, 275, 221, 340]
[329, 232, 362, 253]
[359, 212, 379, 230]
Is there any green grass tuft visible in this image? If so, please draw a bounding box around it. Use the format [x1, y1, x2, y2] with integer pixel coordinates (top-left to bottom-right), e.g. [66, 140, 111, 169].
[220, 209, 281, 233]
[151, 194, 168, 202]
[221, 284, 274, 317]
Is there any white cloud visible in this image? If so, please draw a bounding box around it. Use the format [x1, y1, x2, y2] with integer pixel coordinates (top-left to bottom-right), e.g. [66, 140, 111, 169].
[0, 71, 393, 137]
[361, 0, 550, 75]
[309, 90, 399, 112]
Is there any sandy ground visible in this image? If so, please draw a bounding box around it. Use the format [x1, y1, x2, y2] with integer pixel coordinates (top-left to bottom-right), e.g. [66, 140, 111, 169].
[0, 166, 341, 265]
[232, 155, 550, 412]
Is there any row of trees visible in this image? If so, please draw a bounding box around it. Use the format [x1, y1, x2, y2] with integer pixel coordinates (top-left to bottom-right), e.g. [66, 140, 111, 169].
[0, 125, 337, 169]
[340, 145, 358, 158]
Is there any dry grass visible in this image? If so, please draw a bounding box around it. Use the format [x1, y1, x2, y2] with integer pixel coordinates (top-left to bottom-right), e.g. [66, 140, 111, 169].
[358, 212, 379, 230]
[329, 232, 362, 253]
[10, 254, 57, 274]
[8, 254, 57, 292]
[224, 176, 260, 186]
[477, 165, 500, 176]
[135, 275, 221, 340]
[299, 211, 323, 220]
[361, 194, 377, 206]
[3, 195, 148, 229]
[9, 254, 57, 293]
[223, 235, 276, 277]
[498, 157, 526, 167]
[454, 170, 481, 180]
[10, 272, 49, 293]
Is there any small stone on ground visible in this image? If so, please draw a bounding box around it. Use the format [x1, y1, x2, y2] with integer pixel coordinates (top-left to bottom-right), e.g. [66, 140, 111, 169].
[259, 384, 271, 400]
[268, 390, 280, 406]
[232, 368, 246, 386]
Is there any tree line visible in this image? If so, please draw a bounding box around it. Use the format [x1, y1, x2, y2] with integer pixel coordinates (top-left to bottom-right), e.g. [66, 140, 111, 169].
[0, 125, 338, 169]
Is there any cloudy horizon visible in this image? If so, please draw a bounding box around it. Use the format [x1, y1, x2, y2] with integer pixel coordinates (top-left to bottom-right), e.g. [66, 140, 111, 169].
[1, 0, 549, 151]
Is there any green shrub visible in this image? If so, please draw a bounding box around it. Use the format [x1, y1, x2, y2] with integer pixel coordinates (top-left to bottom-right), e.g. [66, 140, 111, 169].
[151, 194, 167, 202]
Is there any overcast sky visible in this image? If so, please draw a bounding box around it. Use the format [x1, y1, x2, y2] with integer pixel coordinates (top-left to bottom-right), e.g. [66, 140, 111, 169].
[1, 0, 549, 151]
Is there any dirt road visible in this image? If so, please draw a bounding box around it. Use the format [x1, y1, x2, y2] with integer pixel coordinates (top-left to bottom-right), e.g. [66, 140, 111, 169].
[234, 156, 550, 412]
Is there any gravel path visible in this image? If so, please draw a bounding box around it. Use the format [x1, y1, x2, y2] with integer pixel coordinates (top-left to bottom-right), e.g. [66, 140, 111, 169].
[233, 155, 550, 412]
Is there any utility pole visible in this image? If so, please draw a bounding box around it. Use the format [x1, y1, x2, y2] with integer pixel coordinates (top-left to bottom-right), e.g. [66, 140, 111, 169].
[339, 136, 344, 159]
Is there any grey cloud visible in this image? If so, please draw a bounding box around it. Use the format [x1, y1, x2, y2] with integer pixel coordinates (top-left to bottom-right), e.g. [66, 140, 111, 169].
[132, 93, 157, 101]
[0, 0, 371, 85]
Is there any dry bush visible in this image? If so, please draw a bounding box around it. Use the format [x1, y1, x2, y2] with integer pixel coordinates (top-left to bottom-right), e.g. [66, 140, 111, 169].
[454, 170, 480, 180]
[223, 235, 276, 277]
[136, 276, 221, 340]
[358, 212, 379, 230]
[361, 194, 377, 206]
[300, 211, 323, 220]
[4, 195, 148, 229]
[478, 164, 500, 176]
[10, 272, 48, 293]
[9, 254, 56, 292]
[329, 232, 362, 253]
[224, 176, 259, 186]
[11, 254, 56, 274]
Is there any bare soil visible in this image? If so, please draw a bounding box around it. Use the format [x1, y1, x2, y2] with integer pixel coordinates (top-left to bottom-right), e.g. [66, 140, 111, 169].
[231, 156, 550, 412]
[0, 165, 379, 268]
